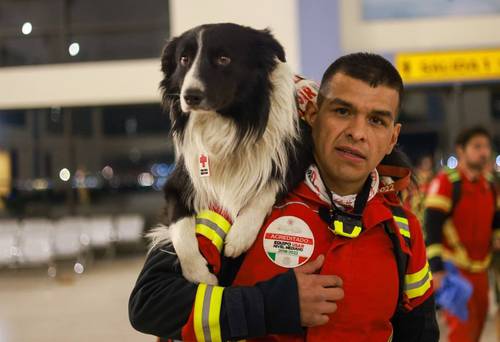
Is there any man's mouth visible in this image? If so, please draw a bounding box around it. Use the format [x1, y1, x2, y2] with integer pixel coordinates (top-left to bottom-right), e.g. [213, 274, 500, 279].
[335, 146, 366, 160]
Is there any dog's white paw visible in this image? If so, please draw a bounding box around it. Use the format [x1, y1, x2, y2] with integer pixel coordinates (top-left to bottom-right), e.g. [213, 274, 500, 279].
[224, 220, 260, 258]
[181, 257, 218, 285]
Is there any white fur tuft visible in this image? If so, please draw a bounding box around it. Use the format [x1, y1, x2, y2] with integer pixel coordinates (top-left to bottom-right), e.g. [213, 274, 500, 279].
[180, 60, 298, 220]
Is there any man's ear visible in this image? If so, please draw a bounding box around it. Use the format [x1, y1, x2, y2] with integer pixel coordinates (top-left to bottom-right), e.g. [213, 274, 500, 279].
[303, 101, 319, 127]
[387, 123, 401, 154]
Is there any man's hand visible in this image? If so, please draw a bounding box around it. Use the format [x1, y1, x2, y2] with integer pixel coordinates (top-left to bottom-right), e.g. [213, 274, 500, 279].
[293, 255, 344, 327]
[432, 270, 446, 290]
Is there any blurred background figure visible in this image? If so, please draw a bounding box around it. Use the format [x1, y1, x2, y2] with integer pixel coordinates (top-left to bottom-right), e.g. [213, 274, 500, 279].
[424, 126, 499, 342]
[403, 154, 436, 224]
[0, 0, 500, 341]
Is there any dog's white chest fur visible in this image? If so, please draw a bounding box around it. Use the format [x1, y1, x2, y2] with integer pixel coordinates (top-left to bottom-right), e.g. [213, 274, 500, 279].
[178, 61, 298, 220]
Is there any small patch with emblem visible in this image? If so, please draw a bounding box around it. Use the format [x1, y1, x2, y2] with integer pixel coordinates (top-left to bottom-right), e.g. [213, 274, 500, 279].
[198, 153, 210, 177]
[263, 216, 314, 268]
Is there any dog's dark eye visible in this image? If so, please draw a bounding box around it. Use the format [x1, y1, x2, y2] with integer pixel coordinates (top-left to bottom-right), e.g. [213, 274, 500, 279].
[180, 56, 190, 66]
[215, 56, 231, 66]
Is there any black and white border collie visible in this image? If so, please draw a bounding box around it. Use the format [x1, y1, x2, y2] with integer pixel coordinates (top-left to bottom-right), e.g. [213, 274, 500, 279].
[149, 23, 311, 284]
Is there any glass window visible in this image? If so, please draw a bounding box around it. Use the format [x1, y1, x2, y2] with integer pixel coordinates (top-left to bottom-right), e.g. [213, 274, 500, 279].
[0, 109, 26, 127]
[101, 104, 169, 136]
[45, 108, 64, 135]
[71, 107, 92, 137]
[0, 0, 169, 66]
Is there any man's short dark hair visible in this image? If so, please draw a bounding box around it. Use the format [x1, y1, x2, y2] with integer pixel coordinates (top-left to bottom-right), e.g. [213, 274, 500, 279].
[455, 126, 492, 148]
[317, 52, 404, 110]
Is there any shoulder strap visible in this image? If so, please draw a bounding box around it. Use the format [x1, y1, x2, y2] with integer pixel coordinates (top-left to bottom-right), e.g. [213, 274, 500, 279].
[444, 167, 462, 214]
[386, 205, 411, 313]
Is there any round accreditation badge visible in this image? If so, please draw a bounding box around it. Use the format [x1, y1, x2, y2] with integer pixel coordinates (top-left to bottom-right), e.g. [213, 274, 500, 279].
[263, 216, 315, 268]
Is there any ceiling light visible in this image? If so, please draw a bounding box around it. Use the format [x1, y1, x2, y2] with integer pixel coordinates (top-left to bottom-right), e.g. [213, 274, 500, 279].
[68, 42, 80, 56]
[22, 22, 32, 35]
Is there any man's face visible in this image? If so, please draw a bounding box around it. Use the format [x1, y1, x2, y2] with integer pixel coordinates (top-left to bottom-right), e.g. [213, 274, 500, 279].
[457, 135, 491, 171]
[305, 72, 401, 191]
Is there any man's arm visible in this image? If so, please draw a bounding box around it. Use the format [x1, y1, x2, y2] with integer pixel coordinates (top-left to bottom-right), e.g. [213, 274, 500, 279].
[424, 208, 448, 272]
[129, 246, 304, 341]
[391, 295, 439, 342]
[391, 208, 439, 342]
[423, 173, 453, 278]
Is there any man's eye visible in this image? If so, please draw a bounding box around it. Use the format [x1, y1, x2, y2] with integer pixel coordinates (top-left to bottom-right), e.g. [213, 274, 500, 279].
[215, 56, 231, 66]
[369, 117, 386, 126]
[334, 108, 349, 116]
[179, 56, 190, 66]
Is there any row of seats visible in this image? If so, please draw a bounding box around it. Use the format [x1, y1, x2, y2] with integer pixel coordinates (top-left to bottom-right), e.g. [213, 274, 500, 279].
[0, 214, 145, 270]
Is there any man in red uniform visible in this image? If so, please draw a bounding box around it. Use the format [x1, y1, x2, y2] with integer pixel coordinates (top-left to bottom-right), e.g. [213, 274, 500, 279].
[425, 126, 500, 342]
[129, 53, 439, 341]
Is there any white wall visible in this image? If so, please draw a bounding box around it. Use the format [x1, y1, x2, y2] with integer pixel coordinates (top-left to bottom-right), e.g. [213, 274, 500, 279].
[340, 0, 500, 53]
[0, 0, 301, 110]
[169, 0, 300, 72]
[0, 59, 162, 110]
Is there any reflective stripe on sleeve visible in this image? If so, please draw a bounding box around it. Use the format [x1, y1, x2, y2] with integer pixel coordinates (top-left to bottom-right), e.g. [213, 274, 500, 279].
[194, 283, 225, 342]
[426, 243, 443, 259]
[405, 262, 433, 299]
[195, 210, 232, 252]
[393, 215, 410, 238]
[442, 250, 492, 273]
[443, 221, 491, 272]
[424, 194, 452, 212]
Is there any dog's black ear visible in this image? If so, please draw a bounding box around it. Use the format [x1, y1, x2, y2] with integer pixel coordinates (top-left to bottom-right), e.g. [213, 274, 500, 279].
[160, 36, 179, 78]
[160, 36, 180, 111]
[258, 28, 286, 63]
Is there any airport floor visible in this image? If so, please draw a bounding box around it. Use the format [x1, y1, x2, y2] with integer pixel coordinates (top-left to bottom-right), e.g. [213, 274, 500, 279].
[0, 255, 497, 342]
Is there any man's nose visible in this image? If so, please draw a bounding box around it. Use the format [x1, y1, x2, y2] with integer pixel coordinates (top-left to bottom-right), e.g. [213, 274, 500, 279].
[345, 115, 367, 141]
[183, 88, 205, 106]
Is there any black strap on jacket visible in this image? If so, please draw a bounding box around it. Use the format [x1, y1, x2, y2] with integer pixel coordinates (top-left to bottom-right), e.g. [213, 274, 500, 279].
[318, 174, 372, 238]
[384, 213, 410, 314]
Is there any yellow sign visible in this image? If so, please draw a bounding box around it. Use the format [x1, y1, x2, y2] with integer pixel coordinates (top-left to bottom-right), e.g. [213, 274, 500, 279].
[0, 150, 11, 197]
[395, 49, 500, 84]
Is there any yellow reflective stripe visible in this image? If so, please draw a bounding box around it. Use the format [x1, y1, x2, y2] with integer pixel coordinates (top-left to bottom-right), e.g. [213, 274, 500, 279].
[195, 224, 224, 252]
[197, 210, 231, 234]
[208, 286, 224, 342]
[193, 284, 224, 342]
[442, 221, 492, 272]
[443, 220, 461, 247]
[405, 261, 430, 284]
[195, 210, 232, 253]
[194, 284, 207, 342]
[426, 244, 443, 259]
[405, 262, 433, 299]
[442, 250, 492, 272]
[446, 170, 460, 183]
[393, 215, 410, 238]
[394, 216, 409, 225]
[424, 194, 452, 212]
[333, 220, 362, 238]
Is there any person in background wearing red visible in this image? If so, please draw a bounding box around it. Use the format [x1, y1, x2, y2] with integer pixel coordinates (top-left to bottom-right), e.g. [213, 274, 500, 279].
[424, 126, 500, 342]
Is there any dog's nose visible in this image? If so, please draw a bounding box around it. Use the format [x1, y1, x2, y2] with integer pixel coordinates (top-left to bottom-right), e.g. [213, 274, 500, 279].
[183, 89, 204, 106]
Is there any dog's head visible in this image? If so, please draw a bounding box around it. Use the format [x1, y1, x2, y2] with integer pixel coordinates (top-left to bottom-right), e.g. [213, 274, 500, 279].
[160, 23, 286, 138]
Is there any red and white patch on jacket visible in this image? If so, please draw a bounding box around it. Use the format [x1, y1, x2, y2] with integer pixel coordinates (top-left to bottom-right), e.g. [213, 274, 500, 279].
[263, 216, 315, 268]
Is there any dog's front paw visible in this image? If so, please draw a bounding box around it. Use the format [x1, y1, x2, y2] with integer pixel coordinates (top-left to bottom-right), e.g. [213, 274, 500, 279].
[224, 221, 259, 258]
[181, 258, 218, 285]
